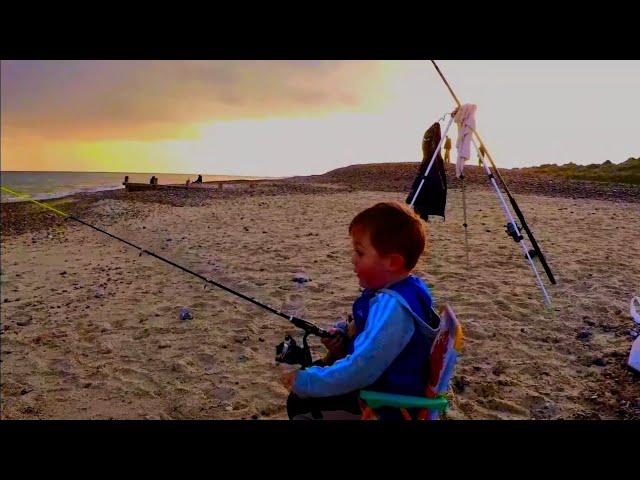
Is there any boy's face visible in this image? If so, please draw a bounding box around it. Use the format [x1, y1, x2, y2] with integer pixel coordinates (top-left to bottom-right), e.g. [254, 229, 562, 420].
[350, 227, 404, 289]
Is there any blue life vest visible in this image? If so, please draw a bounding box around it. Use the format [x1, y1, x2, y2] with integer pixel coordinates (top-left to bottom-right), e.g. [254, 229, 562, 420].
[348, 275, 438, 398]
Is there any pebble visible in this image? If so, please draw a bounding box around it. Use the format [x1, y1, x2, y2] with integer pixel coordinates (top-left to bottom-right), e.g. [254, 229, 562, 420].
[593, 357, 607, 367]
[100, 323, 113, 333]
[16, 313, 32, 326]
[292, 273, 311, 284]
[577, 330, 593, 341]
[453, 376, 469, 393]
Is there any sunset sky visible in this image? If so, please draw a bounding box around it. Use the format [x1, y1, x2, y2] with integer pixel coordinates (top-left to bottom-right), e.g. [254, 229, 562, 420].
[1, 60, 638, 176]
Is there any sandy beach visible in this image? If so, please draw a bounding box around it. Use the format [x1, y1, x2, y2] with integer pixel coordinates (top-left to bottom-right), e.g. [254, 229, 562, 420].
[1, 171, 639, 420]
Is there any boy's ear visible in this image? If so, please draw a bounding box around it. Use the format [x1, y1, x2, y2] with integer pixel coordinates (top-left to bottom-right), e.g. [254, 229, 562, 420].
[387, 253, 406, 272]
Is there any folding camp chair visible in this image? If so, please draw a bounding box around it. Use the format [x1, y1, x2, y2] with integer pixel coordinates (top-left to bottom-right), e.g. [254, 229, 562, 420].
[360, 303, 463, 420]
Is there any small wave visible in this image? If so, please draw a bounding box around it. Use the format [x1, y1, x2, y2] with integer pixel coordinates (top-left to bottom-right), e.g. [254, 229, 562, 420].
[1, 185, 125, 204]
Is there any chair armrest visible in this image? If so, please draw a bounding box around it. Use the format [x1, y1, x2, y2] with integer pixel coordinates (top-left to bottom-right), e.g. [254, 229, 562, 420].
[360, 390, 448, 412]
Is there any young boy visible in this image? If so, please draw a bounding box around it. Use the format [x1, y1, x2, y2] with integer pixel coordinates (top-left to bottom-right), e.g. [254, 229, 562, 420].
[282, 201, 440, 420]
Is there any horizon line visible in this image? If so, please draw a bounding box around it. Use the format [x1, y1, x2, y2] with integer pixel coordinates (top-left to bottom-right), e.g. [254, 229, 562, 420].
[0, 170, 278, 177]
[0, 157, 635, 177]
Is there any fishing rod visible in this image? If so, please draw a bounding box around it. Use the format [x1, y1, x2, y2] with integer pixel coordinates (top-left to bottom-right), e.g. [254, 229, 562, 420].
[1, 185, 338, 366]
[429, 60, 557, 285]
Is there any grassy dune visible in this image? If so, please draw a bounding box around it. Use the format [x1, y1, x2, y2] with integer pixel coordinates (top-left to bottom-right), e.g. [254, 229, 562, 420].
[517, 157, 640, 185]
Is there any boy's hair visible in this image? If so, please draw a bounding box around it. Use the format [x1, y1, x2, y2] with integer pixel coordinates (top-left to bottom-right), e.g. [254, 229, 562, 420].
[349, 201, 427, 270]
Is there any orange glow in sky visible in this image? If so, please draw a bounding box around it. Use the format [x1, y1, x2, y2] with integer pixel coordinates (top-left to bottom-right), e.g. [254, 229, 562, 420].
[2, 60, 638, 176]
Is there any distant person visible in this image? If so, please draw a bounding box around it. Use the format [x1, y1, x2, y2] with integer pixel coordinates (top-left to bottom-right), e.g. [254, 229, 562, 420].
[194, 175, 203, 183]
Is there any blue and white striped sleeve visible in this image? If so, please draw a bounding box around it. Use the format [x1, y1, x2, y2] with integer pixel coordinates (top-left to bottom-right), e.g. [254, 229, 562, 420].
[292, 292, 415, 398]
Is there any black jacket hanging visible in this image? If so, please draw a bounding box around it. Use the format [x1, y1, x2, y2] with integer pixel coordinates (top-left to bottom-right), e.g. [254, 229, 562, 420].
[406, 122, 448, 221]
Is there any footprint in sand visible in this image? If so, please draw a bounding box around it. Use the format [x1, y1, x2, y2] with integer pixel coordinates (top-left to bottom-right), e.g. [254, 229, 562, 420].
[116, 366, 161, 391]
[284, 293, 305, 309]
[210, 386, 236, 401]
[155, 304, 174, 315]
[196, 353, 216, 367]
[191, 301, 210, 310]
[48, 359, 76, 380]
[483, 398, 530, 417]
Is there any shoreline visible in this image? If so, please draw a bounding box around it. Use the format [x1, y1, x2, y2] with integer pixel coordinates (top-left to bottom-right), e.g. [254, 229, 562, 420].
[0, 173, 277, 206]
[3, 163, 639, 205]
[3, 167, 639, 239]
[1, 186, 125, 205]
[0, 181, 350, 238]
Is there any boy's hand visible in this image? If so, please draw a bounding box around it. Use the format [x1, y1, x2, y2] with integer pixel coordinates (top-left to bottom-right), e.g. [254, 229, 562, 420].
[321, 328, 345, 351]
[281, 368, 298, 391]
[321, 327, 348, 362]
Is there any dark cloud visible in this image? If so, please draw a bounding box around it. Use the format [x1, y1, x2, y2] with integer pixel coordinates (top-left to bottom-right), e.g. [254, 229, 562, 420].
[1, 61, 383, 140]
